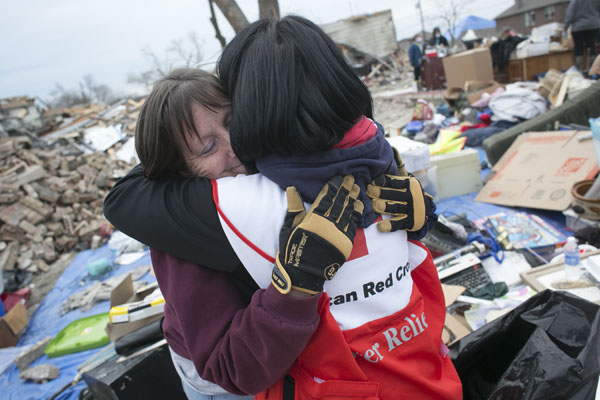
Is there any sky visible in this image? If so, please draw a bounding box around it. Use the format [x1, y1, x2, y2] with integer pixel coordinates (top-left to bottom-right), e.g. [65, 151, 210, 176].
[1, 0, 515, 101]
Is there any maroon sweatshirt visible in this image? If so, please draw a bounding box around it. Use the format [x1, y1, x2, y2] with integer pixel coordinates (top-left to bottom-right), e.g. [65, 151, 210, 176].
[152, 249, 320, 395]
[104, 166, 321, 394]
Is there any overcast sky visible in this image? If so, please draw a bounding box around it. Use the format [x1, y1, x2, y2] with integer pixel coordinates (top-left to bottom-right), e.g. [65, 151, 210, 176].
[1, 0, 515, 101]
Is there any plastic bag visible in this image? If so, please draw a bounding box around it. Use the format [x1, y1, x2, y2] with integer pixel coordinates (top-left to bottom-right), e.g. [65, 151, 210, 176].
[449, 290, 600, 400]
[590, 117, 600, 168]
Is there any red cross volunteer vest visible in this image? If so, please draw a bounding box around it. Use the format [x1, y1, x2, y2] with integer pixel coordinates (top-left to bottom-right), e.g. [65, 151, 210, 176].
[212, 175, 462, 400]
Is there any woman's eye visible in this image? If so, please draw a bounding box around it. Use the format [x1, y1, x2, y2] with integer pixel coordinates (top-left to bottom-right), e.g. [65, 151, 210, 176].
[200, 141, 216, 155]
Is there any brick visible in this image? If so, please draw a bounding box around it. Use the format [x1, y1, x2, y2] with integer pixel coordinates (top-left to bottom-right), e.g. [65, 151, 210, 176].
[55, 235, 77, 252]
[0, 224, 26, 242]
[0, 183, 20, 193]
[0, 241, 19, 270]
[0, 202, 28, 226]
[11, 165, 46, 186]
[18, 219, 38, 235]
[17, 248, 33, 270]
[35, 259, 49, 272]
[24, 208, 44, 225]
[0, 193, 19, 204]
[22, 184, 38, 199]
[42, 237, 57, 263]
[62, 214, 74, 235]
[78, 219, 105, 239]
[21, 196, 53, 218]
[60, 189, 79, 205]
[29, 183, 60, 204]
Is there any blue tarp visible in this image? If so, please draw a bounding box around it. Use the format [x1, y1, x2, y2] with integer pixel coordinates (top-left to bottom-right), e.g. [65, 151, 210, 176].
[445, 15, 496, 42]
[0, 244, 153, 400]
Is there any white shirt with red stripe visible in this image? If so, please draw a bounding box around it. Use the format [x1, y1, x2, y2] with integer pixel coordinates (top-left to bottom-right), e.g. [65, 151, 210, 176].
[212, 174, 462, 399]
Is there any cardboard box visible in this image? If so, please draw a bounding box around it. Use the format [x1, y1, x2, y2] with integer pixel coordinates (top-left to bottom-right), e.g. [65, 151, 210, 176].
[465, 81, 504, 105]
[476, 131, 599, 211]
[105, 275, 163, 342]
[442, 48, 494, 89]
[431, 148, 483, 200]
[0, 302, 28, 348]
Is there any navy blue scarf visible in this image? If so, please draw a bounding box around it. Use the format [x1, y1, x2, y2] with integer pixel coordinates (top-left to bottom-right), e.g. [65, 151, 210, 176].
[256, 123, 397, 227]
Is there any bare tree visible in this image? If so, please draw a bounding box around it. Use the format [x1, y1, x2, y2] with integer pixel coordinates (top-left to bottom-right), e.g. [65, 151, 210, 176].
[208, 0, 227, 49]
[50, 74, 118, 108]
[211, 0, 250, 34]
[127, 32, 205, 90]
[210, 0, 280, 36]
[258, 0, 280, 20]
[431, 0, 467, 46]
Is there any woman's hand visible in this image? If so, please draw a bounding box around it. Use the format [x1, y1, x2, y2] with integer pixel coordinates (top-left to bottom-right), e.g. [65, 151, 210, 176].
[272, 175, 363, 296]
[367, 174, 434, 233]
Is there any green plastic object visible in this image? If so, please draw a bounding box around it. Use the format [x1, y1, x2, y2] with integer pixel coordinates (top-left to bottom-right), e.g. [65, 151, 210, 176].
[44, 313, 110, 358]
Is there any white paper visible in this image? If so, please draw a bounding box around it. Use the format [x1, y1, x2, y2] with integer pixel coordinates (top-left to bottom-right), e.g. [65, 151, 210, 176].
[115, 136, 139, 164]
[114, 251, 147, 265]
[83, 125, 124, 152]
[482, 251, 532, 287]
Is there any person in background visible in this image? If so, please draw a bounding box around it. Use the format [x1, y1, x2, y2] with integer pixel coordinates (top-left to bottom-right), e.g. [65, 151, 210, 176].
[409, 34, 425, 85]
[564, 0, 600, 72]
[429, 26, 449, 48]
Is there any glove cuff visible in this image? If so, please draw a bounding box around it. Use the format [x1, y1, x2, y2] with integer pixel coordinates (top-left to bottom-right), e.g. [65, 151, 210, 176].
[272, 254, 327, 296]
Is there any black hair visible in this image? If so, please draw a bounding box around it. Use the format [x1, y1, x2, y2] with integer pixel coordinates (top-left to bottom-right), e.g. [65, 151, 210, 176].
[218, 15, 373, 171]
[135, 68, 229, 178]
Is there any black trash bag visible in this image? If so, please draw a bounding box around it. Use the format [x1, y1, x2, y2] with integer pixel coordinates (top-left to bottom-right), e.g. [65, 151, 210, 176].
[449, 290, 600, 400]
[3, 269, 33, 292]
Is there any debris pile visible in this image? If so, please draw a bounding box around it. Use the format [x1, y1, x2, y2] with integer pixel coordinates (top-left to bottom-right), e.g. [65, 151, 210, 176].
[0, 98, 143, 280]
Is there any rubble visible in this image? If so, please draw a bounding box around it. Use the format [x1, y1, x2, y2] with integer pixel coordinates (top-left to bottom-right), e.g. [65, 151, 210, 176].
[19, 364, 59, 383]
[0, 97, 142, 297]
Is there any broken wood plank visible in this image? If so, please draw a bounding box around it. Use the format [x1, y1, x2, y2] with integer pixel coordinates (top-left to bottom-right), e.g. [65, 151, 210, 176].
[15, 337, 51, 370]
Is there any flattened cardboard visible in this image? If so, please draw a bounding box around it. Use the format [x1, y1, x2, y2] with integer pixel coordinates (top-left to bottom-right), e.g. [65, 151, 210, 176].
[476, 131, 599, 211]
[442, 48, 494, 89]
[105, 274, 162, 342]
[442, 284, 466, 307]
[443, 313, 471, 344]
[0, 302, 28, 348]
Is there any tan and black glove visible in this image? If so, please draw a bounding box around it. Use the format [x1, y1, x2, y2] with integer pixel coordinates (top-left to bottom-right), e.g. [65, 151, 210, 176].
[367, 175, 433, 233]
[272, 175, 364, 295]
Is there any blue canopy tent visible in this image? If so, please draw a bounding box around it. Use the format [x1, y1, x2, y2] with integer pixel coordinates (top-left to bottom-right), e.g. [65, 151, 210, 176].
[445, 15, 496, 42]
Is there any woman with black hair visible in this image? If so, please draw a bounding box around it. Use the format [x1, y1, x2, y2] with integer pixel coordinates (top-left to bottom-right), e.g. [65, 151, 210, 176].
[215, 15, 460, 400]
[104, 16, 452, 400]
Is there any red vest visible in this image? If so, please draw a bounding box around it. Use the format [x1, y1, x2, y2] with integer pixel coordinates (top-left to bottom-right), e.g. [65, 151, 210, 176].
[256, 242, 462, 400]
[213, 176, 462, 400]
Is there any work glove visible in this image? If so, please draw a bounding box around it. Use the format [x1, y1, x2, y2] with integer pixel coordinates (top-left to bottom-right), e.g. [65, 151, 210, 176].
[367, 149, 433, 232]
[272, 175, 364, 295]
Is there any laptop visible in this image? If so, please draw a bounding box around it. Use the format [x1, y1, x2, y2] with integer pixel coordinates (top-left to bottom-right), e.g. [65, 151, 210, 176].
[436, 253, 494, 291]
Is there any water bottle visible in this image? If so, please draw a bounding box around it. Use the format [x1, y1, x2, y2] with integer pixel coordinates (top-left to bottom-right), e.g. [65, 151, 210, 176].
[564, 236, 581, 281]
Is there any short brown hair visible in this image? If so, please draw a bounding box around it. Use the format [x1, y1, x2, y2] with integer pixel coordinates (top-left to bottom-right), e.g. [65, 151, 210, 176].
[135, 68, 230, 178]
